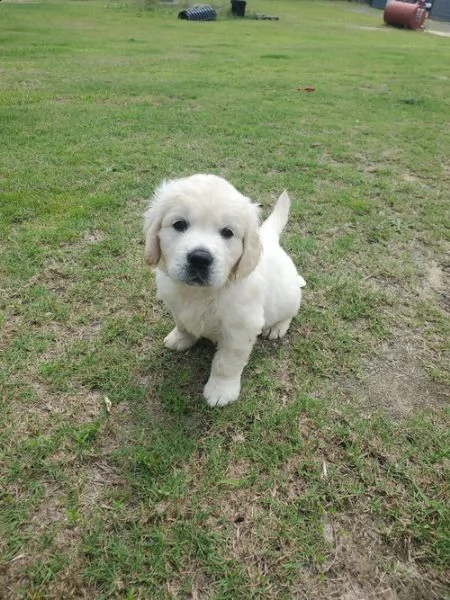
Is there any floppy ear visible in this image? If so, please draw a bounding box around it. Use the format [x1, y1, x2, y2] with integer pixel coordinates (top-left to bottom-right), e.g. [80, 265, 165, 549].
[233, 208, 262, 280]
[143, 203, 163, 267]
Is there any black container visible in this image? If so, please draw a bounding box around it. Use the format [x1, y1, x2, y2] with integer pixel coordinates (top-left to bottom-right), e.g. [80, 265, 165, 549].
[231, 0, 246, 17]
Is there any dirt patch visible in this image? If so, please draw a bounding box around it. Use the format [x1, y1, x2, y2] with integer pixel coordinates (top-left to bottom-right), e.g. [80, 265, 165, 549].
[4, 384, 105, 443]
[352, 251, 450, 418]
[342, 334, 448, 418]
[419, 259, 450, 312]
[401, 172, 420, 183]
[318, 514, 448, 600]
[79, 460, 123, 510]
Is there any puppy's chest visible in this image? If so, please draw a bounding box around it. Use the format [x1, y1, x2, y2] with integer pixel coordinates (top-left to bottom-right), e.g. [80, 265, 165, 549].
[155, 274, 222, 339]
[170, 295, 222, 340]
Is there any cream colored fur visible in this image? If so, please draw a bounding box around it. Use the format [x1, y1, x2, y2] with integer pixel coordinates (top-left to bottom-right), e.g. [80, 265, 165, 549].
[143, 174, 305, 407]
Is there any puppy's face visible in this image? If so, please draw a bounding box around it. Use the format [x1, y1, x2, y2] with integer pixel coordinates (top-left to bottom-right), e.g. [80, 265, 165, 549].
[144, 175, 261, 287]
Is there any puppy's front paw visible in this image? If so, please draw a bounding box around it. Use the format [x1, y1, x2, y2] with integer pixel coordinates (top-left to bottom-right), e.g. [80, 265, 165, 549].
[203, 376, 241, 407]
[262, 318, 291, 340]
[164, 327, 197, 351]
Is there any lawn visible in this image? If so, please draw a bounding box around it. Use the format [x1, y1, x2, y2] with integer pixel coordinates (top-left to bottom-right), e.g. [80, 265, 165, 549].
[0, 0, 449, 598]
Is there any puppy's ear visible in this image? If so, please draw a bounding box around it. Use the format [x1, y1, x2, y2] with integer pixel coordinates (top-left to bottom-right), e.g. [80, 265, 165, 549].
[233, 206, 262, 280]
[143, 201, 163, 267]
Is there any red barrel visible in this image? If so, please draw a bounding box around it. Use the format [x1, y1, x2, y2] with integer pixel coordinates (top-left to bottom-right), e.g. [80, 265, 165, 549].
[384, 0, 427, 30]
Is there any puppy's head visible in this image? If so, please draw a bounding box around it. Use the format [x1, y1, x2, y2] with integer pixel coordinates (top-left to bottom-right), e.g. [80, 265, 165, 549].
[143, 174, 261, 287]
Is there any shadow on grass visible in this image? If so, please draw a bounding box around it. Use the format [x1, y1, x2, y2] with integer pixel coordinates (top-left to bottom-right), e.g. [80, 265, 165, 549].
[120, 334, 289, 502]
[116, 339, 217, 500]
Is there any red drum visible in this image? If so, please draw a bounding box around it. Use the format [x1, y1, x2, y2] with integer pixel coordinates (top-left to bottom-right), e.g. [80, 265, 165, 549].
[384, 1, 427, 30]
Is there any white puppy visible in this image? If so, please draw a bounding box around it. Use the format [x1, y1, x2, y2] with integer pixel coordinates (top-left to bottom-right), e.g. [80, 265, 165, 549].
[143, 174, 305, 407]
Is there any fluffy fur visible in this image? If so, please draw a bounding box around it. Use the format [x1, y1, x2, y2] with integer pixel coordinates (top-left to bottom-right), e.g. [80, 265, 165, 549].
[143, 174, 306, 407]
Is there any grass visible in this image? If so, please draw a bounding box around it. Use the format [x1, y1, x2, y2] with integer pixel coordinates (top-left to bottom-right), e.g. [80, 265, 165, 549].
[1, 0, 449, 598]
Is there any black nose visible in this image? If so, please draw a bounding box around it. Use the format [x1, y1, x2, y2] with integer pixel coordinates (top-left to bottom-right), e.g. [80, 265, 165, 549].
[188, 249, 213, 270]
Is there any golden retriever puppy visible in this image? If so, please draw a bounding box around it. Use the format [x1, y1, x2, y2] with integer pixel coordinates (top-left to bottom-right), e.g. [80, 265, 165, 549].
[143, 174, 305, 407]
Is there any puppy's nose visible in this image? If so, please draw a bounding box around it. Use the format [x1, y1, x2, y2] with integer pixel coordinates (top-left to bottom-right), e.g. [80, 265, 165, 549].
[188, 249, 213, 269]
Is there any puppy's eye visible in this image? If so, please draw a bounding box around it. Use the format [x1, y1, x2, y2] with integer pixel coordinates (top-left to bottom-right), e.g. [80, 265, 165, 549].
[172, 220, 188, 233]
[220, 227, 234, 239]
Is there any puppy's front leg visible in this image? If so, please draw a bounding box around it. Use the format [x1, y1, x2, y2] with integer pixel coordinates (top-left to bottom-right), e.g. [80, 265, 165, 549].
[203, 335, 256, 407]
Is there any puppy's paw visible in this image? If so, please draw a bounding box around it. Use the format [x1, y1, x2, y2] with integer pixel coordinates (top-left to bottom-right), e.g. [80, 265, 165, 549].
[262, 318, 291, 340]
[164, 327, 197, 351]
[204, 376, 241, 407]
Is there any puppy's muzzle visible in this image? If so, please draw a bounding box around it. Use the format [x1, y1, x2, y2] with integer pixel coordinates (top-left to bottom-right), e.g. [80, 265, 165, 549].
[186, 248, 214, 285]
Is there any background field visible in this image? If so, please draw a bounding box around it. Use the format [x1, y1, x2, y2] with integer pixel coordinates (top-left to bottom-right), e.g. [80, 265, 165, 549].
[1, 0, 449, 598]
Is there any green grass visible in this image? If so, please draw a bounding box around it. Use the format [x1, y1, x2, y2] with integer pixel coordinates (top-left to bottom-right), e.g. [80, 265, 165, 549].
[1, 1, 449, 598]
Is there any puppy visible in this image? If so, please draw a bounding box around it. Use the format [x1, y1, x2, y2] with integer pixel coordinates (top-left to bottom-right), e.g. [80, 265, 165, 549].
[143, 174, 305, 407]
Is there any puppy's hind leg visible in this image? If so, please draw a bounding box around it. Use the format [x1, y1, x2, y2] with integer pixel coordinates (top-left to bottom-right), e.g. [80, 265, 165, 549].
[164, 325, 198, 351]
[262, 318, 292, 340]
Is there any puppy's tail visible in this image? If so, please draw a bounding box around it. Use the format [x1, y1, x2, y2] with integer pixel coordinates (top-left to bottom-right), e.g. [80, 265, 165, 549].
[260, 190, 291, 239]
